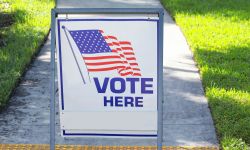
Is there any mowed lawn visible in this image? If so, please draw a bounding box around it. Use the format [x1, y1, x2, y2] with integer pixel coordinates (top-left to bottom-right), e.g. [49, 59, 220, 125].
[0, 0, 54, 109]
[161, 0, 250, 149]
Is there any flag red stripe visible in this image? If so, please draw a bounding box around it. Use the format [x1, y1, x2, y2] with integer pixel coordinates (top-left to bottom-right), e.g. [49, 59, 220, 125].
[112, 47, 133, 51]
[127, 57, 136, 60]
[119, 54, 125, 58]
[112, 48, 122, 52]
[133, 73, 141, 76]
[118, 67, 132, 73]
[104, 36, 117, 40]
[118, 67, 140, 73]
[86, 61, 124, 66]
[124, 52, 135, 55]
[133, 68, 141, 71]
[83, 56, 120, 60]
[130, 63, 138, 66]
[120, 72, 133, 76]
[122, 47, 133, 50]
[88, 66, 124, 72]
[108, 41, 131, 46]
[108, 42, 119, 46]
[112, 48, 133, 53]
[119, 41, 131, 45]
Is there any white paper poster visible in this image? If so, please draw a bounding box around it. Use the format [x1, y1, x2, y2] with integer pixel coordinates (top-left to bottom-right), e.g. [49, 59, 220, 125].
[56, 14, 159, 137]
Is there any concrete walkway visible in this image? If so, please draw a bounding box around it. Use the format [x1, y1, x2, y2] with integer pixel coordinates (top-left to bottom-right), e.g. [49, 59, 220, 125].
[0, 0, 218, 147]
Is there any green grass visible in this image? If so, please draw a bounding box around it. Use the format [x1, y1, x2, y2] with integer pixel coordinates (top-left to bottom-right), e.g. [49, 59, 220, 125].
[0, 0, 54, 109]
[161, 0, 250, 149]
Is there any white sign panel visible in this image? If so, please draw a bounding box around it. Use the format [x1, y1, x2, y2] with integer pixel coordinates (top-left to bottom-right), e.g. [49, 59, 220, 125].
[56, 14, 159, 137]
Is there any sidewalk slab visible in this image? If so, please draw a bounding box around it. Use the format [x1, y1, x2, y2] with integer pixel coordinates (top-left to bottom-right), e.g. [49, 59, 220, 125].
[0, 0, 218, 147]
[0, 144, 219, 150]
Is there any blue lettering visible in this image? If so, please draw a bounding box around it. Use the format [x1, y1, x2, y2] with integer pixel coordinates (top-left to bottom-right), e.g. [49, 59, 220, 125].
[110, 78, 125, 93]
[141, 78, 153, 94]
[135, 97, 143, 107]
[124, 96, 134, 107]
[115, 96, 123, 107]
[94, 77, 154, 94]
[104, 96, 144, 107]
[126, 78, 139, 93]
[104, 96, 113, 106]
[94, 77, 109, 93]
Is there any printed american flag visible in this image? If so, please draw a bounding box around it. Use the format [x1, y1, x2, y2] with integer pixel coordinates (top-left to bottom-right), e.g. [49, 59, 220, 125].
[69, 30, 141, 76]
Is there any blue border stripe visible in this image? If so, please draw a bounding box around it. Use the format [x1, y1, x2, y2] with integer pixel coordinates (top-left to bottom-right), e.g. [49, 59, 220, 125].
[58, 18, 159, 137]
[57, 20, 65, 110]
[58, 19, 158, 22]
[63, 130, 157, 137]
[156, 20, 159, 111]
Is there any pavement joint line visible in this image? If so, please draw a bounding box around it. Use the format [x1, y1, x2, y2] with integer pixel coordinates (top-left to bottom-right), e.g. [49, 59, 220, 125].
[0, 144, 219, 150]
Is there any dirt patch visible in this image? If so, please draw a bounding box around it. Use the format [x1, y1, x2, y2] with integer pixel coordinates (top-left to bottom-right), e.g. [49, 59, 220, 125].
[13, 87, 30, 97]
[0, 13, 14, 28]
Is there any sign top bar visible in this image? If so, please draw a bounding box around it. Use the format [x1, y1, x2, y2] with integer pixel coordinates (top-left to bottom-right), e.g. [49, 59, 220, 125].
[52, 8, 164, 15]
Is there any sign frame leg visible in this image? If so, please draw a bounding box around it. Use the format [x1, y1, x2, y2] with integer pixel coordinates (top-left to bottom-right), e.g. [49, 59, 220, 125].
[157, 10, 164, 150]
[50, 9, 56, 150]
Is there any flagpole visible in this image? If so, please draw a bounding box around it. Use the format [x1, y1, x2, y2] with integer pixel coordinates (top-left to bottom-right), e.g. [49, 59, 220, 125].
[63, 26, 92, 83]
[62, 25, 87, 84]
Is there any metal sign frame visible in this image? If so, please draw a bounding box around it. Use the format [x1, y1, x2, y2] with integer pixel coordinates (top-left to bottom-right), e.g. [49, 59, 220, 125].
[50, 8, 164, 150]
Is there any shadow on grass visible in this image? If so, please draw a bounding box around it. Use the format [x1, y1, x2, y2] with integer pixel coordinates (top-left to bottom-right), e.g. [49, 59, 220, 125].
[196, 46, 250, 144]
[208, 88, 250, 144]
[195, 46, 250, 92]
[162, 0, 250, 21]
[0, 9, 27, 47]
[0, 8, 47, 110]
[0, 13, 14, 28]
